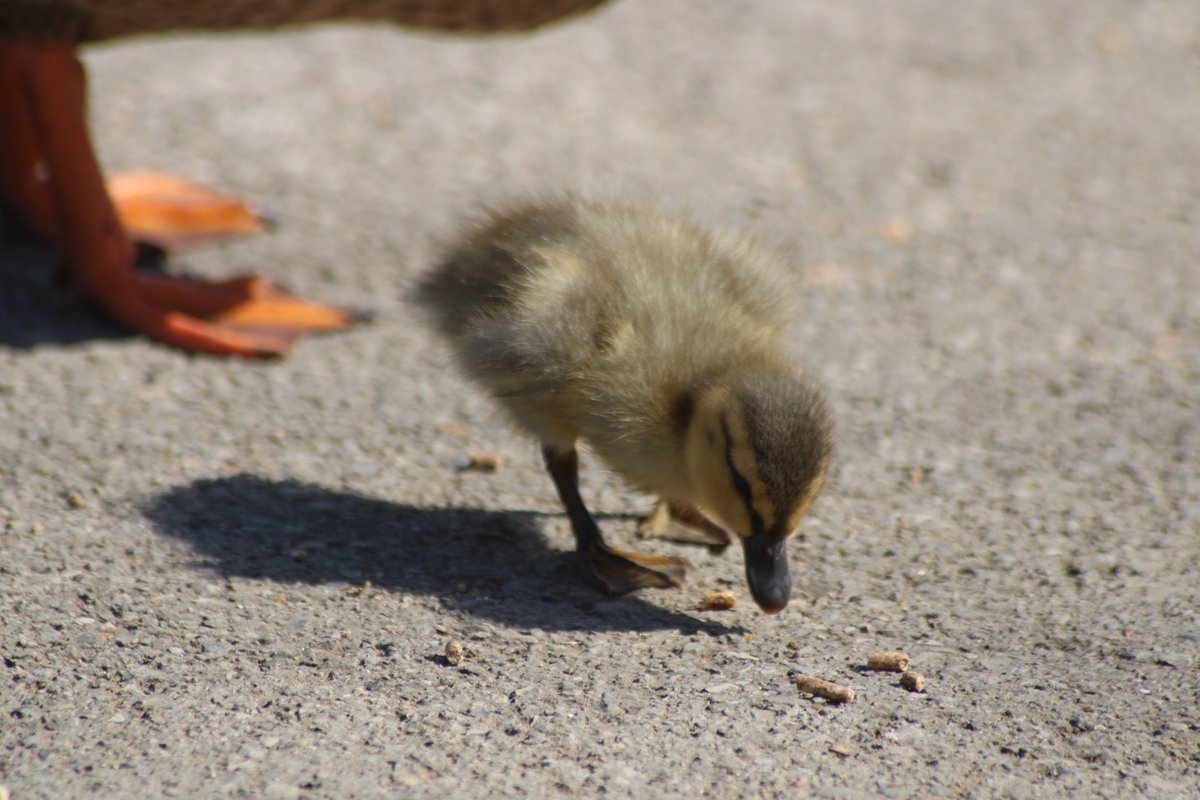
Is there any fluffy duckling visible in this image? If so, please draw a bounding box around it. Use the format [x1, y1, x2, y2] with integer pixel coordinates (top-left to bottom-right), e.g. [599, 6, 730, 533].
[416, 198, 832, 613]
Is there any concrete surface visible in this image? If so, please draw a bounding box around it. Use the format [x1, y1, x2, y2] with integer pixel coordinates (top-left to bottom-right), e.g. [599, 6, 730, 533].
[2, 1, 1198, 797]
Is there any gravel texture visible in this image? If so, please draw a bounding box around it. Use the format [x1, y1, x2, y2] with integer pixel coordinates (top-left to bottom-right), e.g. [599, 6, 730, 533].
[2, 1, 1199, 798]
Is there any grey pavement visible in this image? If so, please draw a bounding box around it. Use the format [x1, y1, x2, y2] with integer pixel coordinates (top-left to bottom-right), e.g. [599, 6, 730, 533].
[2, 1, 1198, 797]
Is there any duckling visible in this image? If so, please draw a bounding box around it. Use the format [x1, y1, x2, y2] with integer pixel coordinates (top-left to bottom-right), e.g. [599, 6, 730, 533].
[0, 0, 612, 356]
[416, 198, 833, 613]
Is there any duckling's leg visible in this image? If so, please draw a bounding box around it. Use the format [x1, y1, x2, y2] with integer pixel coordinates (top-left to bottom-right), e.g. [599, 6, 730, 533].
[543, 445, 689, 594]
[638, 501, 732, 553]
[1, 42, 355, 357]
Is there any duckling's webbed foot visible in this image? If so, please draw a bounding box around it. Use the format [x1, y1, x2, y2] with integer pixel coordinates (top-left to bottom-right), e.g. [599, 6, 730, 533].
[543, 446, 689, 595]
[586, 543, 687, 594]
[638, 501, 732, 553]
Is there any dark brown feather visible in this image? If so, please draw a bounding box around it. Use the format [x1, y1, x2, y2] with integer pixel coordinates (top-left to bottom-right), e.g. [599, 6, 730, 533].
[1, 0, 613, 42]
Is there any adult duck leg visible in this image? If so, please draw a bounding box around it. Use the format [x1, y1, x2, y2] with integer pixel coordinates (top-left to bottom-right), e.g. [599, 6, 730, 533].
[1, 42, 354, 356]
[0, 42, 56, 239]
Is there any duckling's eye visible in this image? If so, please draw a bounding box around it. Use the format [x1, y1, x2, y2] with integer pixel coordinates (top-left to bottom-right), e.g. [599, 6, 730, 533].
[704, 426, 718, 446]
[720, 416, 765, 534]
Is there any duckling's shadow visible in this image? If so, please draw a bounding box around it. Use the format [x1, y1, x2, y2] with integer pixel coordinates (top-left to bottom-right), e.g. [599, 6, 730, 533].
[142, 474, 743, 635]
[0, 222, 133, 349]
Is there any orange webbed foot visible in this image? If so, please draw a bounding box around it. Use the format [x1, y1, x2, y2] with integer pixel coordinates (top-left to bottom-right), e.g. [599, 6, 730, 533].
[108, 170, 269, 251]
[69, 171, 355, 357]
[105, 272, 360, 357]
[2, 42, 357, 358]
[103, 174, 353, 356]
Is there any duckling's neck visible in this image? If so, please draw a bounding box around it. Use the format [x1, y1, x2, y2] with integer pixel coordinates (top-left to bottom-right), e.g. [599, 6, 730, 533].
[574, 380, 698, 501]
[575, 370, 759, 506]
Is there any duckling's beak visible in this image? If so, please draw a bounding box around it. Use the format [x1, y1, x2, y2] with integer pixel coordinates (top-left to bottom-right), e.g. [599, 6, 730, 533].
[742, 530, 790, 613]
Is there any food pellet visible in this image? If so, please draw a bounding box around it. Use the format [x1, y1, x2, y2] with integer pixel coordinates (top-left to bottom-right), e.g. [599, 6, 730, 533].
[444, 640, 464, 666]
[698, 590, 737, 611]
[900, 670, 926, 692]
[866, 651, 911, 672]
[792, 673, 855, 703]
[455, 452, 502, 472]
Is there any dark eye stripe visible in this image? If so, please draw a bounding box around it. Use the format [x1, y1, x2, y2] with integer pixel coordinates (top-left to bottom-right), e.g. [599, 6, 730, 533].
[720, 415, 764, 533]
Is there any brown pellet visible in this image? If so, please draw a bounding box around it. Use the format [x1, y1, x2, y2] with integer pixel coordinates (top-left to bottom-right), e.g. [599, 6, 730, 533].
[900, 670, 926, 692]
[444, 640, 464, 666]
[698, 590, 737, 611]
[866, 651, 911, 672]
[792, 673, 855, 703]
[455, 452, 502, 472]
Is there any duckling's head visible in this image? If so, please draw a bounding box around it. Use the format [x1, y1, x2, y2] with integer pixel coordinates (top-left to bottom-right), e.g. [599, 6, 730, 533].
[683, 369, 832, 613]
